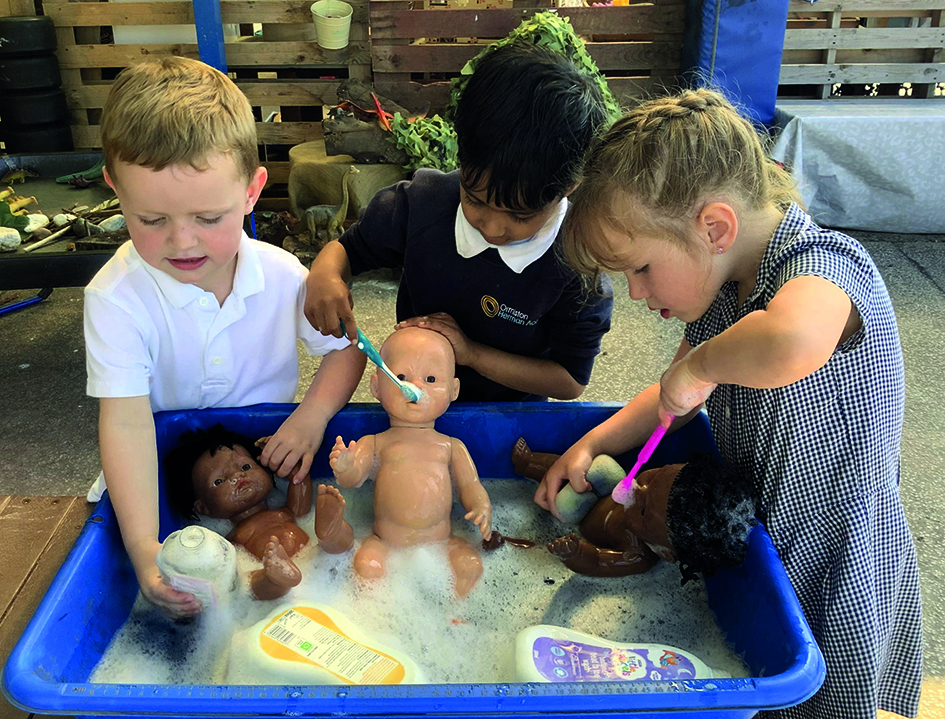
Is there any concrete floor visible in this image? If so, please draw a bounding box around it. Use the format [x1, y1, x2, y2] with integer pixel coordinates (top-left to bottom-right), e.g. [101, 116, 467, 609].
[1, 232, 943, 682]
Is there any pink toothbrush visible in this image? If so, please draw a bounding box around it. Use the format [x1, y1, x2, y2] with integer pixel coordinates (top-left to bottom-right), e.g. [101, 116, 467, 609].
[611, 418, 674, 506]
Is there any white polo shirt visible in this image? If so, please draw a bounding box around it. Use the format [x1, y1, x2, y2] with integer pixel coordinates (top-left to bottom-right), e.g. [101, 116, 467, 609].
[84, 232, 349, 410]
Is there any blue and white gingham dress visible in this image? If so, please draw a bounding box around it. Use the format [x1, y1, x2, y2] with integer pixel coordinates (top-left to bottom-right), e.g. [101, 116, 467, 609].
[685, 204, 923, 719]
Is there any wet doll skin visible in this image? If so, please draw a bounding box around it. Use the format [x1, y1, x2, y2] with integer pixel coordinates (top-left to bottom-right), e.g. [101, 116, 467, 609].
[191, 444, 354, 600]
[330, 327, 493, 598]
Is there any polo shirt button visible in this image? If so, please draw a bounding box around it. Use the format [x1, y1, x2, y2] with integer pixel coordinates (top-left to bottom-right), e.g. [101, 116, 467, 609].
[199, 297, 209, 307]
[212, 357, 223, 365]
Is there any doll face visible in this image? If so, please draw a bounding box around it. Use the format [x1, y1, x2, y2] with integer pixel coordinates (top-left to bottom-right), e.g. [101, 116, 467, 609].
[372, 327, 460, 426]
[191, 444, 273, 518]
[623, 463, 684, 562]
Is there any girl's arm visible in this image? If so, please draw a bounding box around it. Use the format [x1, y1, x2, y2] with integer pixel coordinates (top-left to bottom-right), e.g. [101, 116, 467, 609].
[534, 339, 702, 518]
[450, 437, 492, 540]
[99, 396, 201, 617]
[396, 313, 586, 399]
[260, 344, 366, 483]
[660, 276, 855, 417]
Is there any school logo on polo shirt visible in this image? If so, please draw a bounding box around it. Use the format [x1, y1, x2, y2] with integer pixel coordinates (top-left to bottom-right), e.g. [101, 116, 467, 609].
[481, 295, 537, 326]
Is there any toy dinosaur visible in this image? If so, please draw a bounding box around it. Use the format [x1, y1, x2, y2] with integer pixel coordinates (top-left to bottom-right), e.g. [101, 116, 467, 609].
[2, 168, 39, 184]
[302, 165, 359, 244]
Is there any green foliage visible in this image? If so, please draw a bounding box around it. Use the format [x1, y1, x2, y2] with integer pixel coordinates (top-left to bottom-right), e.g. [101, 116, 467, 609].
[446, 11, 621, 122]
[387, 112, 459, 173]
[0, 201, 29, 235]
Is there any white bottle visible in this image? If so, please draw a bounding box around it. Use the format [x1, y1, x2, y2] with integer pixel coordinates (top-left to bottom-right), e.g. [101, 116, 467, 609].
[515, 625, 723, 683]
[156, 525, 237, 609]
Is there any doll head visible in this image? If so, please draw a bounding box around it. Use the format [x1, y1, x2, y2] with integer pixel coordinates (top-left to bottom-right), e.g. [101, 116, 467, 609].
[372, 327, 460, 426]
[166, 424, 274, 521]
[623, 453, 757, 583]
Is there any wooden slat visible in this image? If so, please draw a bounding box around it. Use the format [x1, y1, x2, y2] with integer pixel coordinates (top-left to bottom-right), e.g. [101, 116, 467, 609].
[369, 4, 684, 39]
[56, 41, 371, 68]
[789, 0, 945, 12]
[66, 80, 344, 109]
[779, 61, 945, 83]
[372, 40, 679, 73]
[0, 0, 34, 16]
[783, 47, 928, 63]
[263, 161, 290, 185]
[44, 0, 369, 26]
[72, 121, 325, 148]
[783, 26, 945, 49]
[0, 498, 91, 719]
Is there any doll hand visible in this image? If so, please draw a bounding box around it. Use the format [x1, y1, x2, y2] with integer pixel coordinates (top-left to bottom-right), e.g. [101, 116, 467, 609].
[657, 353, 717, 424]
[329, 435, 356, 478]
[534, 445, 595, 521]
[465, 505, 493, 541]
[260, 417, 318, 483]
[396, 313, 478, 366]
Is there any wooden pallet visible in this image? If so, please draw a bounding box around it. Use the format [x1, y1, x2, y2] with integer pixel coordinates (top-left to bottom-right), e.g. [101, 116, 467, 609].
[369, 0, 686, 113]
[781, 0, 945, 99]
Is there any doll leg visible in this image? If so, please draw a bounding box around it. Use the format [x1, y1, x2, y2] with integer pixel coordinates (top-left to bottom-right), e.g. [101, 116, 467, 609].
[250, 536, 302, 600]
[315, 485, 354, 554]
[511, 438, 561, 481]
[447, 536, 483, 598]
[547, 533, 658, 578]
[353, 534, 389, 579]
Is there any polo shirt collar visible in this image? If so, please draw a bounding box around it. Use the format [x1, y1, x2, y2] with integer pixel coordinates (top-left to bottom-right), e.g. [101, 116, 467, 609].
[133, 231, 264, 308]
[454, 197, 568, 274]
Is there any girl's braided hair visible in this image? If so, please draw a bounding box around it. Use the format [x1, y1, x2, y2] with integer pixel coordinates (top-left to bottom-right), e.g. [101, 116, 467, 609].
[563, 88, 799, 280]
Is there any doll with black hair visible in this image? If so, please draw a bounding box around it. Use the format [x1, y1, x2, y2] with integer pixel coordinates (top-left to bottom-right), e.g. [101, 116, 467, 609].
[165, 424, 354, 600]
[511, 440, 756, 583]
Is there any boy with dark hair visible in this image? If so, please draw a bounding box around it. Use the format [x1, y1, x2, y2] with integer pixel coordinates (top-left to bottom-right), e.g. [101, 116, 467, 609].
[304, 42, 613, 402]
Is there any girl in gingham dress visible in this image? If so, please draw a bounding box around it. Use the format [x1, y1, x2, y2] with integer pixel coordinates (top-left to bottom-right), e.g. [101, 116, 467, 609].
[534, 88, 922, 719]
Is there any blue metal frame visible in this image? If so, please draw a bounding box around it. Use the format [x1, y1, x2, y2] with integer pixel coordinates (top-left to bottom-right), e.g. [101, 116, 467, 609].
[192, 0, 227, 72]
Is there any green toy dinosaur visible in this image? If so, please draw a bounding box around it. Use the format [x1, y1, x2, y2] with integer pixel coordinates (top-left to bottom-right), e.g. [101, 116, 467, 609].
[302, 165, 360, 244]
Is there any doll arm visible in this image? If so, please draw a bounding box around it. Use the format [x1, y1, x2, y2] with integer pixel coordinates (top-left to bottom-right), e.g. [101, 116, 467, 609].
[547, 533, 659, 578]
[285, 473, 314, 518]
[99, 396, 201, 618]
[662, 276, 855, 420]
[450, 437, 492, 540]
[330, 434, 376, 488]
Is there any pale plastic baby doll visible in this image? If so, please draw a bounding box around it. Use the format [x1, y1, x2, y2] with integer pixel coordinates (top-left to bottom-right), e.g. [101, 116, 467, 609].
[329, 326, 493, 598]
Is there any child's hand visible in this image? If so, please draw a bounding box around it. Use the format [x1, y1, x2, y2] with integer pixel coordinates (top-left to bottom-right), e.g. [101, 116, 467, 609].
[132, 545, 202, 618]
[534, 444, 595, 521]
[465, 504, 492, 541]
[329, 435, 356, 478]
[305, 273, 357, 340]
[657, 353, 717, 425]
[259, 417, 320, 483]
[396, 313, 478, 366]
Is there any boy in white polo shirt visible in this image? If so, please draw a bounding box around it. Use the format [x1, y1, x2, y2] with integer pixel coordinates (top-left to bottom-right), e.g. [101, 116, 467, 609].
[84, 57, 365, 618]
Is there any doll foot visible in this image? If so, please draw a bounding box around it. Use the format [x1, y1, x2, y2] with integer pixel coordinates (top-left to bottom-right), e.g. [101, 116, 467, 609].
[546, 533, 581, 561]
[262, 536, 302, 588]
[315, 484, 348, 541]
[511, 438, 534, 476]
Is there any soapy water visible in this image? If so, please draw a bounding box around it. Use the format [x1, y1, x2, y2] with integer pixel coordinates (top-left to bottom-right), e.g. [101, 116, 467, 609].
[90, 478, 749, 685]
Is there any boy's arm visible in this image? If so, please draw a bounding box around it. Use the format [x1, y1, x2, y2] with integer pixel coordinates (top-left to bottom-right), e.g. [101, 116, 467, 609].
[99, 396, 201, 617]
[305, 241, 356, 340]
[660, 276, 856, 418]
[450, 437, 492, 540]
[330, 434, 377, 488]
[397, 313, 586, 399]
[260, 344, 367, 483]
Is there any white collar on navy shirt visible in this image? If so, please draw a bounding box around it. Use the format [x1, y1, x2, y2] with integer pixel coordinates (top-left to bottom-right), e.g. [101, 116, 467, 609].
[454, 197, 568, 274]
[132, 231, 265, 309]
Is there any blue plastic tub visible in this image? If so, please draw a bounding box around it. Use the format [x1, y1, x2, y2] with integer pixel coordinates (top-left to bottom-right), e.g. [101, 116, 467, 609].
[3, 402, 824, 718]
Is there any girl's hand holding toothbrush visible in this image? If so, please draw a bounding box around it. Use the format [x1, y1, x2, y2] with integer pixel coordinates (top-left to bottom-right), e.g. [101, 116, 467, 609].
[657, 350, 718, 426]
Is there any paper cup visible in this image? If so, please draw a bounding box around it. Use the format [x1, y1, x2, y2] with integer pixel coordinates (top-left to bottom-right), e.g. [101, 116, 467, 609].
[310, 0, 353, 50]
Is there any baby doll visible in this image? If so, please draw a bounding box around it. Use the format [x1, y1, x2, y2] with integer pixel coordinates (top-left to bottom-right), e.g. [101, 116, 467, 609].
[329, 327, 492, 598]
[167, 425, 354, 600]
[512, 440, 756, 583]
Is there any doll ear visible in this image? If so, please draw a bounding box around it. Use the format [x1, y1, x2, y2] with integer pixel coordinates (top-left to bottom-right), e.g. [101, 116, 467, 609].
[369, 371, 380, 399]
[193, 499, 208, 516]
[449, 377, 460, 402]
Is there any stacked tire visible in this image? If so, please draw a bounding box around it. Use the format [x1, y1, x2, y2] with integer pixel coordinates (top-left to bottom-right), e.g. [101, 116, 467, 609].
[0, 15, 74, 153]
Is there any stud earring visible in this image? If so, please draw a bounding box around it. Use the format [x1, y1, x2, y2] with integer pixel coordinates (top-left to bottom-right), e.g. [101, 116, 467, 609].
[716, 247, 724, 254]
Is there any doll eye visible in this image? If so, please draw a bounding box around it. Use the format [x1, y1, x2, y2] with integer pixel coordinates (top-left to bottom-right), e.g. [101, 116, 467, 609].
[241, 464, 252, 471]
[397, 374, 406, 381]
[426, 375, 436, 383]
[213, 478, 224, 486]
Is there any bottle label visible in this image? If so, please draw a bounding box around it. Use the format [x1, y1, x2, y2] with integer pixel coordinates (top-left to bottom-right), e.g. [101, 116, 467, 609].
[530, 638, 701, 682]
[166, 574, 217, 608]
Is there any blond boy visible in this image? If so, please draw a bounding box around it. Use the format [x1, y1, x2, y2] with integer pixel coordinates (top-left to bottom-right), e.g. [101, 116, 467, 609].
[85, 57, 365, 617]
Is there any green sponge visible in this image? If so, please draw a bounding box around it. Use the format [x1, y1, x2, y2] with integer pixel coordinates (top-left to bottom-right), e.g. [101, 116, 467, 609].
[553, 454, 626, 524]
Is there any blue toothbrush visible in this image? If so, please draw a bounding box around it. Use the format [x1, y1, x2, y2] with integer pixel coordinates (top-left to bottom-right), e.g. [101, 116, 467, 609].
[341, 321, 424, 403]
